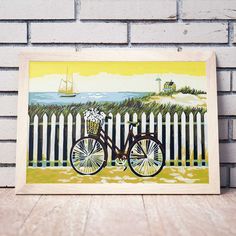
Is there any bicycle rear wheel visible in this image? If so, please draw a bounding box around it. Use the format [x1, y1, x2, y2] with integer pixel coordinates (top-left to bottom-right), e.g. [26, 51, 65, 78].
[70, 136, 107, 175]
[128, 136, 165, 177]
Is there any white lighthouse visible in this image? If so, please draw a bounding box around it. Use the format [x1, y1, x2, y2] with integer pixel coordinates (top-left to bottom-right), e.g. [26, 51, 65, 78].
[155, 77, 162, 94]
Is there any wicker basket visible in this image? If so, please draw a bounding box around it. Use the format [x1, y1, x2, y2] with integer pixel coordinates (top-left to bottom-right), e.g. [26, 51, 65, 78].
[86, 120, 100, 135]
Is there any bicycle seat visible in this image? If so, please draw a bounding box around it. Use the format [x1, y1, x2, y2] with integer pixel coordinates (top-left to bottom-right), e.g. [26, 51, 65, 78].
[127, 120, 140, 127]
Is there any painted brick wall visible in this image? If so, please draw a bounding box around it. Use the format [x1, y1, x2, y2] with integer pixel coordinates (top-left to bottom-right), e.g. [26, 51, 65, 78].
[0, 0, 235, 187]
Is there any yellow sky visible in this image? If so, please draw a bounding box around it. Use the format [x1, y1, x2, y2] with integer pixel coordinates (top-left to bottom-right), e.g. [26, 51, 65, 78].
[29, 61, 206, 78]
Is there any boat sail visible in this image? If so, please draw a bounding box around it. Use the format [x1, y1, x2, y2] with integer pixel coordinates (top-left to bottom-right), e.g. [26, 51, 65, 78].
[58, 67, 77, 97]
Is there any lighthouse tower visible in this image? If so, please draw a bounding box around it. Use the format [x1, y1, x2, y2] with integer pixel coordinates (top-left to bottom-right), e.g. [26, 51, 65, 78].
[155, 77, 162, 94]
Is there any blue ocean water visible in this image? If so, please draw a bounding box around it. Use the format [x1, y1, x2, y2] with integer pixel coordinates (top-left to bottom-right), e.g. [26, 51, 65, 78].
[29, 92, 149, 105]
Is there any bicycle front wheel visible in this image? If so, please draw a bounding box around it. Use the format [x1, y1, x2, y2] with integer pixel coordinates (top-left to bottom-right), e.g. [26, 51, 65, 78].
[128, 136, 165, 177]
[70, 136, 107, 175]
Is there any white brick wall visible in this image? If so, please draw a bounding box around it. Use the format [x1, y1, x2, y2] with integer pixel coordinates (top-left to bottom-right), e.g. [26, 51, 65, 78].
[0, 0, 235, 187]
[31, 23, 127, 43]
[0, 0, 75, 19]
[80, 0, 176, 20]
[182, 0, 236, 19]
[131, 23, 228, 43]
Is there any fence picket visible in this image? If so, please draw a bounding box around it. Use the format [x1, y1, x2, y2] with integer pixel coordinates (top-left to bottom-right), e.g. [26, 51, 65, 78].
[75, 113, 81, 140]
[50, 114, 56, 166]
[165, 113, 171, 165]
[189, 113, 194, 166]
[132, 113, 138, 135]
[124, 113, 130, 151]
[42, 114, 48, 166]
[33, 115, 38, 166]
[174, 113, 178, 164]
[141, 113, 146, 133]
[116, 113, 121, 148]
[149, 112, 154, 133]
[157, 113, 162, 142]
[204, 113, 208, 164]
[197, 112, 202, 165]
[28, 111, 207, 167]
[59, 114, 64, 165]
[67, 114, 73, 162]
[108, 113, 113, 164]
[181, 112, 186, 166]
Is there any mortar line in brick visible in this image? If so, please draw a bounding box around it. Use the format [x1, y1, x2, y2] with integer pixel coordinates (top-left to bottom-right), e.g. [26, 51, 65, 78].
[228, 21, 234, 46]
[0, 117, 17, 120]
[176, 0, 183, 23]
[0, 92, 18, 95]
[75, 0, 80, 21]
[131, 43, 230, 47]
[0, 67, 19, 71]
[27, 22, 31, 45]
[0, 19, 236, 23]
[230, 119, 234, 140]
[0, 19, 77, 23]
[79, 19, 178, 23]
[0, 164, 15, 167]
[0, 140, 16, 143]
[127, 23, 131, 47]
[0, 43, 27, 46]
[219, 115, 236, 119]
[230, 71, 233, 91]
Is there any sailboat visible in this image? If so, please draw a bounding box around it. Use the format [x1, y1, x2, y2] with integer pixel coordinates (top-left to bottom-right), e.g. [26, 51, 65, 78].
[58, 67, 77, 97]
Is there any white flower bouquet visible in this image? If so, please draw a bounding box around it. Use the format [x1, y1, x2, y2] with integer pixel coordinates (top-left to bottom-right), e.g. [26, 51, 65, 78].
[84, 108, 106, 135]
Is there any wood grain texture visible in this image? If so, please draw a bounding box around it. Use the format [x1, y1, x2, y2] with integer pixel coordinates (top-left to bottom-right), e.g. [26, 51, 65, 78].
[0, 189, 236, 235]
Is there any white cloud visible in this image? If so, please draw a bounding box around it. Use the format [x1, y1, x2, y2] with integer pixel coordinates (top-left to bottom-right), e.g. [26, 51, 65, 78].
[29, 73, 206, 92]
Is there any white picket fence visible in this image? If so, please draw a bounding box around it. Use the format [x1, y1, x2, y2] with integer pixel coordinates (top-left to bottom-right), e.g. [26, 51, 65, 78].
[28, 112, 208, 167]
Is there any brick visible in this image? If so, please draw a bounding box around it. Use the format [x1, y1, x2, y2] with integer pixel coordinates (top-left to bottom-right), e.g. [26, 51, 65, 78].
[182, 0, 236, 19]
[233, 120, 236, 140]
[232, 71, 236, 92]
[0, 71, 18, 91]
[0, 23, 27, 43]
[31, 23, 127, 44]
[0, 167, 15, 187]
[0, 143, 16, 163]
[80, 0, 176, 20]
[230, 167, 236, 187]
[131, 23, 228, 43]
[220, 166, 229, 187]
[217, 71, 231, 92]
[219, 143, 236, 163]
[218, 119, 228, 140]
[181, 47, 236, 68]
[0, 95, 17, 116]
[218, 95, 236, 115]
[0, 119, 17, 140]
[0, 46, 75, 68]
[0, 0, 74, 20]
[214, 48, 236, 68]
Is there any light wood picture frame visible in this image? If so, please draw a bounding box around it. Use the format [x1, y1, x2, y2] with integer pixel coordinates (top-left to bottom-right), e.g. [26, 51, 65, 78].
[16, 49, 220, 194]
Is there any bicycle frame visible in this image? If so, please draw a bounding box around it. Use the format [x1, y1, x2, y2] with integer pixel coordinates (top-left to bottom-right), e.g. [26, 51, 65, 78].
[89, 124, 156, 159]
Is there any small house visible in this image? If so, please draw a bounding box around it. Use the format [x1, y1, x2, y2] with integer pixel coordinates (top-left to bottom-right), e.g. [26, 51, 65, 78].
[163, 81, 176, 92]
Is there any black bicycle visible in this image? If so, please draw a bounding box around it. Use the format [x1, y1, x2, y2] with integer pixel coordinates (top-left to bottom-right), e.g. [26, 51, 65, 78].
[70, 117, 165, 177]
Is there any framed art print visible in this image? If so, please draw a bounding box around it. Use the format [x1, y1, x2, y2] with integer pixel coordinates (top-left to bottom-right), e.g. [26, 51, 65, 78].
[15, 50, 220, 194]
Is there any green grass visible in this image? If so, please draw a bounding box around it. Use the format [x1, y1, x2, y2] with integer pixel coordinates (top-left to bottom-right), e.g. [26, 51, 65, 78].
[28, 94, 206, 119]
[159, 86, 207, 96]
[26, 166, 209, 184]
